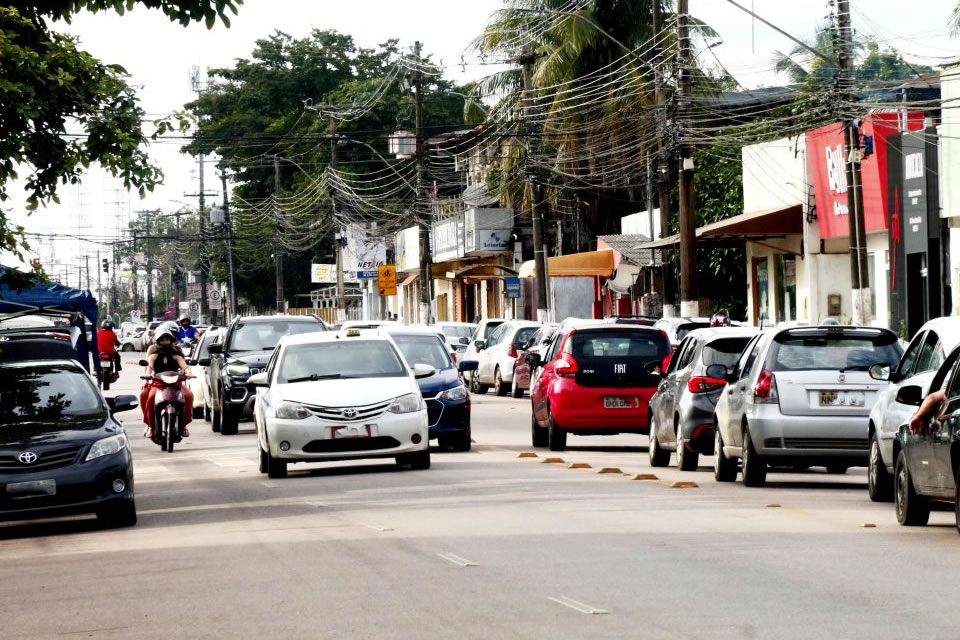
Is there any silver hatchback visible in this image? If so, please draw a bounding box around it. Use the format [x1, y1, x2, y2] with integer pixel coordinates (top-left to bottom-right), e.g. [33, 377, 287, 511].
[712, 326, 903, 486]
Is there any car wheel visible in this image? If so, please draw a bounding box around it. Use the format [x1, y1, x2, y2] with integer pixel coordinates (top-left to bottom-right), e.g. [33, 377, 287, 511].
[955, 466, 960, 536]
[648, 415, 670, 467]
[547, 408, 566, 451]
[211, 404, 221, 432]
[741, 428, 767, 487]
[406, 449, 431, 470]
[266, 452, 288, 479]
[826, 464, 848, 475]
[470, 373, 488, 395]
[97, 499, 137, 528]
[258, 445, 268, 474]
[531, 410, 548, 448]
[676, 422, 699, 472]
[220, 402, 238, 435]
[121, 343, 133, 352]
[511, 372, 524, 398]
[192, 406, 204, 419]
[714, 428, 738, 482]
[452, 428, 472, 452]
[895, 450, 929, 526]
[204, 405, 211, 422]
[494, 368, 508, 396]
[868, 433, 893, 502]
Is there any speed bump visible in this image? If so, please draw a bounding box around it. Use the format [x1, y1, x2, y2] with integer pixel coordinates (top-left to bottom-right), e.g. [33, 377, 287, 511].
[568, 462, 592, 469]
[596, 467, 622, 474]
[766, 503, 781, 508]
[861, 522, 877, 528]
[541, 457, 565, 464]
[670, 481, 699, 488]
[517, 452, 538, 458]
[630, 473, 659, 480]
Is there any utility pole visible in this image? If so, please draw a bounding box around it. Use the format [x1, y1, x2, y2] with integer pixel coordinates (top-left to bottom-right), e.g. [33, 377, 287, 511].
[676, 0, 698, 318]
[521, 46, 550, 322]
[273, 155, 285, 314]
[197, 153, 210, 324]
[652, 0, 675, 315]
[96, 250, 102, 307]
[330, 119, 347, 323]
[84, 254, 91, 292]
[145, 212, 154, 321]
[414, 41, 432, 325]
[220, 170, 238, 320]
[836, 0, 869, 325]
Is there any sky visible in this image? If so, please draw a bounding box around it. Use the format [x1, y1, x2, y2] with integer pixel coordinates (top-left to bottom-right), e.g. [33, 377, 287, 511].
[6, 0, 959, 281]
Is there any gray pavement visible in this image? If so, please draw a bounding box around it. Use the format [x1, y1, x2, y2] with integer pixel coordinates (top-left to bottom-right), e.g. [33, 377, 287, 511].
[0, 361, 958, 639]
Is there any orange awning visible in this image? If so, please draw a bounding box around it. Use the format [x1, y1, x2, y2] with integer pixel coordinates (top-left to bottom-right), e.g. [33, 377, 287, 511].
[518, 249, 615, 278]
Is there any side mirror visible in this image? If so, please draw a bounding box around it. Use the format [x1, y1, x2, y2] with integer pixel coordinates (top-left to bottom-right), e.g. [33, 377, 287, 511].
[458, 337, 470, 346]
[458, 360, 479, 373]
[187, 359, 198, 367]
[413, 363, 437, 379]
[207, 343, 223, 354]
[524, 352, 542, 368]
[644, 360, 663, 376]
[106, 394, 138, 413]
[705, 363, 728, 380]
[138, 359, 149, 367]
[869, 363, 891, 382]
[896, 385, 923, 407]
[248, 372, 269, 387]
[474, 340, 486, 351]
[197, 358, 211, 367]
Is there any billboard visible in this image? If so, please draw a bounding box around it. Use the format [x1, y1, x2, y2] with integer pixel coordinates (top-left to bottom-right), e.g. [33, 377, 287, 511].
[344, 225, 386, 279]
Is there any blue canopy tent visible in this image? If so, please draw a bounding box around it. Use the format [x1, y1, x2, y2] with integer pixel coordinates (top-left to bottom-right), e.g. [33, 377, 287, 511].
[0, 267, 100, 372]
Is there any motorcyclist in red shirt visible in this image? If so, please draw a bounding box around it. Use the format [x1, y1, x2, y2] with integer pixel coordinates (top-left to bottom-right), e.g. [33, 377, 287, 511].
[97, 320, 122, 372]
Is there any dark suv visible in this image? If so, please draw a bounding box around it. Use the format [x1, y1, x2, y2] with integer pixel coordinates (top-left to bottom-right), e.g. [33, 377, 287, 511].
[205, 315, 325, 435]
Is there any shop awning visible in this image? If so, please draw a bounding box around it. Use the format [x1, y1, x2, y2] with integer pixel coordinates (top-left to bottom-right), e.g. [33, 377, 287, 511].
[518, 249, 616, 278]
[401, 273, 419, 286]
[635, 204, 803, 250]
[606, 264, 641, 294]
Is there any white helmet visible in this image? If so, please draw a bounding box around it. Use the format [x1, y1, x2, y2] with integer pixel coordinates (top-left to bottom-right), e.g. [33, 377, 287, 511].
[155, 321, 179, 343]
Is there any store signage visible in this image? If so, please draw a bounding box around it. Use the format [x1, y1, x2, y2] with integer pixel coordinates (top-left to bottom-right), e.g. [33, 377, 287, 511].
[901, 130, 935, 255]
[505, 277, 522, 299]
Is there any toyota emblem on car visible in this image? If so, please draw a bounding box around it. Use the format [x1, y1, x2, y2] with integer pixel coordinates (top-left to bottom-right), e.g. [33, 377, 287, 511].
[342, 408, 358, 418]
[18, 451, 38, 465]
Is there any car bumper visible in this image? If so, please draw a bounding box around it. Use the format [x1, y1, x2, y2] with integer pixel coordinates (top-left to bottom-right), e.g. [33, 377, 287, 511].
[551, 384, 652, 434]
[264, 410, 428, 461]
[426, 398, 470, 438]
[225, 379, 257, 416]
[747, 405, 870, 463]
[678, 396, 721, 452]
[514, 364, 531, 390]
[0, 449, 134, 522]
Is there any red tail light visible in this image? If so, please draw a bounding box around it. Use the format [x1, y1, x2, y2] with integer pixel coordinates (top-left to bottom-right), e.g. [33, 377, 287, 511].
[506, 344, 518, 359]
[450, 351, 457, 363]
[100, 353, 112, 360]
[754, 369, 779, 403]
[556, 354, 579, 377]
[687, 376, 726, 394]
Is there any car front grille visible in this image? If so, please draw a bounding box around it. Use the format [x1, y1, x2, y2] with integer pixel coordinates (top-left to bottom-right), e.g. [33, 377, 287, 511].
[764, 437, 782, 449]
[306, 401, 391, 423]
[302, 436, 401, 453]
[425, 399, 444, 427]
[0, 444, 84, 473]
[783, 438, 869, 451]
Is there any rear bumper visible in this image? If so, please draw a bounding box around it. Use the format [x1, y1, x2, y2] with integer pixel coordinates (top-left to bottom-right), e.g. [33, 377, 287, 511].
[747, 405, 870, 463]
[551, 384, 652, 434]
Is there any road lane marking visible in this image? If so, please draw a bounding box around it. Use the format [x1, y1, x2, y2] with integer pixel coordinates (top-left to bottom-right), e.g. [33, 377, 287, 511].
[437, 552, 478, 567]
[260, 481, 279, 488]
[547, 596, 608, 615]
[363, 524, 394, 532]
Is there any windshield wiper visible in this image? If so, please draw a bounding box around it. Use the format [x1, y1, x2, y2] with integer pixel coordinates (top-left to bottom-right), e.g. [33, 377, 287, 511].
[285, 373, 343, 383]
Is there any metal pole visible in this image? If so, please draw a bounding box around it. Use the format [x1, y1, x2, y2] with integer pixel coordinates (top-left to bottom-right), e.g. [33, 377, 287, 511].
[652, 0, 674, 315]
[146, 213, 154, 321]
[198, 153, 209, 325]
[415, 41, 432, 325]
[521, 46, 550, 322]
[221, 170, 238, 320]
[96, 250, 102, 307]
[677, 0, 698, 318]
[331, 120, 346, 323]
[273, 155, 285, 314]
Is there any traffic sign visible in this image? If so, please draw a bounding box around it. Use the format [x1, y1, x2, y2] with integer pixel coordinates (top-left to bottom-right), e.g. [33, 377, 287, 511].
[208, 289, 221, 302]
[378, 264, 397, 296]
[188, 301, 200, 316]
[505, 277, 522, 299]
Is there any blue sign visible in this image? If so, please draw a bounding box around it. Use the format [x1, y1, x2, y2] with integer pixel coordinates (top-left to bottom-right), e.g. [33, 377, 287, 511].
[505, 277, 522, 299]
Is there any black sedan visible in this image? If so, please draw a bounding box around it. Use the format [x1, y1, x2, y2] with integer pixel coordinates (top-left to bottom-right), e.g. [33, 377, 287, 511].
[0, 360, 138, 527]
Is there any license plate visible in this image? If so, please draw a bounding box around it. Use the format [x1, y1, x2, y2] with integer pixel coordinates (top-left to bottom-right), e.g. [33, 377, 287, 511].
[818, 391, 865, 407]
[6, 479, 56, 498]
[333, 424, 373, 439]
[603, 397, 632, 409]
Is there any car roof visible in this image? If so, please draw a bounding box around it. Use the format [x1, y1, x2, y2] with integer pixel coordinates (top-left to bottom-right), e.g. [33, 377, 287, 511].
[560, 321, 666, 334]
[918, 317, 960, 350]
[279, 330, 391, 347]
[683, 327, 760, 342]
[381, 326, 444, 337]
[236, 314, 323, 324]
[0, 359, 83, 370]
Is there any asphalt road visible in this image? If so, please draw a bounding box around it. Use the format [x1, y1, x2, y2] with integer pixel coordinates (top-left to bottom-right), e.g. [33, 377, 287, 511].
[1, 360, 958, 639]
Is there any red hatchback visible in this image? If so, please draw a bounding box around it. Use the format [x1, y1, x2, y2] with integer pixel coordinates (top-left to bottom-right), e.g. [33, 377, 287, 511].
[529, 323, 671, 451]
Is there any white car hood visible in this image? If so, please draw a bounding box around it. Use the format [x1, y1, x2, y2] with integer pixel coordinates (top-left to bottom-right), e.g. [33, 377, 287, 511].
[278, 376, 417, 407]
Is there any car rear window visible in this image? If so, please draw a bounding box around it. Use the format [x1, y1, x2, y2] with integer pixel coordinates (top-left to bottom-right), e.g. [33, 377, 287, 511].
[702, 337, 752, 368]
[769, 331, 902, 372]
[570, 329, 671, 387]
[483, 321, 504, 339]
[514, 327, 539, 347]
[676, 322, 709, 341]
[392, 334, 452, 370]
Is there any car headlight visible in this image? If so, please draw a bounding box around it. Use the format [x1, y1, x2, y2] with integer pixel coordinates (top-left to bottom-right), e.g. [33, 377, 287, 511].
[388, 393, 423, 414]
[226, 364, 249, 378]
[437, 385, 468, 402]
[85, 433, 128, 461]
[275, 400, 311, 420]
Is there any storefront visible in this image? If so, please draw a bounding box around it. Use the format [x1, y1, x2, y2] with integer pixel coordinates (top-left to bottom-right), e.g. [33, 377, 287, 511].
[517, 250, 616, 320]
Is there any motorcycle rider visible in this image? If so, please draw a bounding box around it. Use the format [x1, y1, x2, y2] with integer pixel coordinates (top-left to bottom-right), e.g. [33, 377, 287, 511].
[177, 314, 199, 344]
[97, 320, 122, 373]
[710, 311, 732, 327]
[140, 321, 193, 439]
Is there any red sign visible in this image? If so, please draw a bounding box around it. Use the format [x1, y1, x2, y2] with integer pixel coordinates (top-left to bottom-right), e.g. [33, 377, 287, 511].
[807, 113, 920, 239]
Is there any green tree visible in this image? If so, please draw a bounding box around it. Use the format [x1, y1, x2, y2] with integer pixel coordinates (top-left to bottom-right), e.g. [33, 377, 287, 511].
[0, 1, 240, 289]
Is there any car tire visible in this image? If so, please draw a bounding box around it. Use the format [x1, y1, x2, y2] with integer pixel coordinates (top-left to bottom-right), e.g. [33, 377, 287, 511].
[868, 433, 893, 502]
[895, 450, 929, 526]
[826, 464, 848, 475]
[220, 402, 238, 435]
[121, 343, 133, 352]
[192, 406, 204, 419]
[407, 449, 431, 470]
[741, 428, 767, 487]
[266, 453, 288, 479]
[211, 404, 221, 433]
[494, 368, 508, 396]
[714, 428, 738, 482]
[452, 429, 472, 452]
[676, 421, 699, 472]
[204, 405, 212, 422]
[258, 445, 268, 474]
[547, 408, 566, 451]
[97, 499, 137, 528]
[511, 372, 524, 398]
[648, 416, 670, 467]
[531, 411, 548, 448]
[954, 466, 960, 536]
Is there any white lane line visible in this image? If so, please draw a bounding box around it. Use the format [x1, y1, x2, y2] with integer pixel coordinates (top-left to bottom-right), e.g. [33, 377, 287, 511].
[547, 596, 609, 615]
[362, 523, 394, 532]
[304, 501, 326, 508]
[260, 481, 279, 488]
[437, 552, 479, 567]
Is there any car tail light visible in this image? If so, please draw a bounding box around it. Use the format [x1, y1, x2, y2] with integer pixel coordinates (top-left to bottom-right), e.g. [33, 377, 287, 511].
[450, 351, 457, 363]
[661, 354, 673, 372]
[506, 344, 518, 358]
[754, 369, 779, 404]
[556, 354, 579, 378]
[687, 376, 726, 394]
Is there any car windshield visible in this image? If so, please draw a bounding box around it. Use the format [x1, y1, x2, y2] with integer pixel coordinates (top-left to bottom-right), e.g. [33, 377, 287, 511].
[392, 334, 452, 370]
[483, 321, 504, 339]
[771, 332, 902, 371]
[514, 326, 539, 347]
[0, 367, 104, 422]
[676, 322, 709, 341]
[440, 325, 475, 340]
[230, 322, 321, 351]
[703, 337, 753, 368]
[277, 340, 408, 382]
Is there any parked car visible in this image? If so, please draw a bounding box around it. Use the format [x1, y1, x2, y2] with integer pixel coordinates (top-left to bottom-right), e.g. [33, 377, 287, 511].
[712, 325, 903, 486]
[462, 318, 505, 386]
[249, 329, 434, 478]
[383, 326, 475, 451]
[0, 326, 78, 363]
[654, 317, 711, 350]
[434, 322, 478, 358]
[604, 315, 659, 326]
[512, 323, 558, 398]
[0, 360, 138, 526]
[186, 327, 223, 421]
[648, 327, 759, 471]
[144, 320, 163, 345]
[471, 320, 541, 396]
[207, 315, 326, 435]
[118, 322, 145, 339]
[341, 320, 399, 331]
[866, 317, 960, 501]
[528, 323, 671, 451]
[119, 331, 145, 352]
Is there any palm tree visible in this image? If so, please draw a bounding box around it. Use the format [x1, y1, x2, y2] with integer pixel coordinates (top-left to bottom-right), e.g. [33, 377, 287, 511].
[951, 1, 960, 36]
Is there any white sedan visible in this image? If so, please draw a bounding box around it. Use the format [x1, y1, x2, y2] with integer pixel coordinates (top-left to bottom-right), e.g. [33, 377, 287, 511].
[249, 329, 434, 478]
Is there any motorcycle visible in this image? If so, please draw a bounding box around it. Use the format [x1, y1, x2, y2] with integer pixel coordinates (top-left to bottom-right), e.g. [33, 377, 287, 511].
[99, 352, 119, 390]
[139, 360, 189, 453]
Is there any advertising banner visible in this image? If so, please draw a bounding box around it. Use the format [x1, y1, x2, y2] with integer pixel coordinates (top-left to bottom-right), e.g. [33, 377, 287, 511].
[901, 131, 928, 254]
[344, 226, 387, 280]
